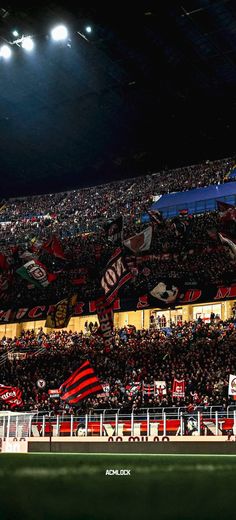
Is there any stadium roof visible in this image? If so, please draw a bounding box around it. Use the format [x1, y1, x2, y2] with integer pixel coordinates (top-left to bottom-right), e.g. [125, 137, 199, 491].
[0, 1, 236, 197]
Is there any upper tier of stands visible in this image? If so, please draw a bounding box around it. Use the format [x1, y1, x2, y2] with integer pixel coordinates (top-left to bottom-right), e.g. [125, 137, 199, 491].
[149, 181, 236, 219]
[0, 155, 235, 310]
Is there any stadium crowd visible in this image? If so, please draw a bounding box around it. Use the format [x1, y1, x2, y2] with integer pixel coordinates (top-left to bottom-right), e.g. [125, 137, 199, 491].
[0, 317, 235, 413]
[0, 156, 235, 308]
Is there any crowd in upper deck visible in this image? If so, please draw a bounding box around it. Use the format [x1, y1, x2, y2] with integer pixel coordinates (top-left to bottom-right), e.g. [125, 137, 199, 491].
[0, 156, 235, 309]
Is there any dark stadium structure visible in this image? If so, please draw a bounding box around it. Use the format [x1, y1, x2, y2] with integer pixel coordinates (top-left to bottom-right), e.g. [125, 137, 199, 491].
[0, 2, 236, 196]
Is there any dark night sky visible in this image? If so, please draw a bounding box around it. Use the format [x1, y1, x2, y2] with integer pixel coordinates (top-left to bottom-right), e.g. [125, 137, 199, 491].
[0, 1, 236, 197]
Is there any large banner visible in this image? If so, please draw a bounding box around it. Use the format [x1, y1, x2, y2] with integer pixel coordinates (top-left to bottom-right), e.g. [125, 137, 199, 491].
[0, 282, 236, 324]
[45, 295, 77, 329]
[96, 296, 114, 348]
[101, 247, 133, 304]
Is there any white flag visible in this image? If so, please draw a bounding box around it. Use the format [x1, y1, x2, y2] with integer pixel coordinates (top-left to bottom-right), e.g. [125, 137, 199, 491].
[228, 374, 236, 396]
[219, 233, 236, 259]
[155, 380, 167, 396]
[123, 226, 152, 254]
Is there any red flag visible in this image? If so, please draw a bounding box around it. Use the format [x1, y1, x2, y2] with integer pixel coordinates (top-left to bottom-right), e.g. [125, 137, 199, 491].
[60, 361, 103, 405]
[43, 236, 67, 260]
[172, 378, 185, 398]
[0, 384, 23, 408]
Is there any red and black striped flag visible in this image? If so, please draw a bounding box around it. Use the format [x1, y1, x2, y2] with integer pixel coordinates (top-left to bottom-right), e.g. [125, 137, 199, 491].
[59, 361, 103, 405]
[0, 384, 23, 408]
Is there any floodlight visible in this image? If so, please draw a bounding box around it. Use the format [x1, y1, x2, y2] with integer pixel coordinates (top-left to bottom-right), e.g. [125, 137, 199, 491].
[12, 30, 19, 37]
[0, 45, 12, 59]
[85, 26, 92, 33]
[51, 25, 68, 41]
[21, 36, 34, 51]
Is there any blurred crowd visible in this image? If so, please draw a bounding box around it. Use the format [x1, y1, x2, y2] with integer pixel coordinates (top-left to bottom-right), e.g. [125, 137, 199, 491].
[0, 317, 235, 413]
[0, 156, 235, 308]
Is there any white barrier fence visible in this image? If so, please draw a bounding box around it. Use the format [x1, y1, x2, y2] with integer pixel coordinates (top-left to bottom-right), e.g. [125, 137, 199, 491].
[0, 409, 236, 439]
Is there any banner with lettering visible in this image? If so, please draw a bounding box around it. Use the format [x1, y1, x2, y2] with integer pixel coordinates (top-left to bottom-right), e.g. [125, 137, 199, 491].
[96, 296, 114, 348]
[172, 379, 185, 398]
[0, 282, 236, 324]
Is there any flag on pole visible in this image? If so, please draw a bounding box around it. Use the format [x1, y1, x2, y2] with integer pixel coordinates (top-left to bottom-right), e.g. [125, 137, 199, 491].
[123, 227, 152, 254]
[101, 247, 132, 305]
[43, 236, 67, 260]
[59, 361, 103, 405]
[45, 294, 77, 328]
[16, 259, 57, 288]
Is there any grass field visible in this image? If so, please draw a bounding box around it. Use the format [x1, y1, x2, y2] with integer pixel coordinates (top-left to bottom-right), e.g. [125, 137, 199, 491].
[0, 453, 236, 520]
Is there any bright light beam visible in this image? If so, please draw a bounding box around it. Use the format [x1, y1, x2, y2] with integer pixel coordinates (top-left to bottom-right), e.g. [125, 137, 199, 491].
[0, 45, 12, 59]
[51, 25, 68, 41]
[21, 36, 34, 51]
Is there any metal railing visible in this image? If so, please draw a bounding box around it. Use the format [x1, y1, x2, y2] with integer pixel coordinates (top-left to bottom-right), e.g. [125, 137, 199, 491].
[0, 408, 235, 439]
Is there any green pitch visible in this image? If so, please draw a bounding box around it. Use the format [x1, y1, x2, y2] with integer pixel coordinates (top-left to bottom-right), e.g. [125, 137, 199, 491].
[0, 453, 236, 520]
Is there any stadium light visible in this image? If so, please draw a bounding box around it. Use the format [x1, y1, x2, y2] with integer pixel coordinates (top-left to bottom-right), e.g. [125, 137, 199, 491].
[21, 36, 34, 51]
[85, 26, 92, 33]
[0, 44, 12, 59]
[51, 25, 68, 41]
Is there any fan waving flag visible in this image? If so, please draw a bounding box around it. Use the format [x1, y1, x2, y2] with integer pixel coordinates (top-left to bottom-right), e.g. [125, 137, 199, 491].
[45, 294, 77, 328]
[101, 247, 133, 305]
[60, 361, 103, 405]
[43, 236, 67, 260]
[0, 384, 23, 408]
[172, 378, 185, 398]
[16, 259, 57, 288]
[123, 226, 152, 254]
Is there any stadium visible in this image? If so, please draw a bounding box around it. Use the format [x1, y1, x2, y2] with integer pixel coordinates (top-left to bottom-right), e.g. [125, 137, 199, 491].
[0, 2, 236, 520]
